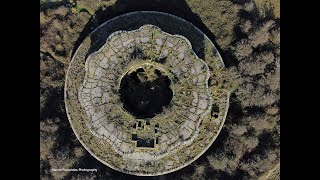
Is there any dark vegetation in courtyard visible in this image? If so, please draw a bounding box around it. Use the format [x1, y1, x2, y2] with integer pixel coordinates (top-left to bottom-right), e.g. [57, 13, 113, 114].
[119, 67, 173, 119]
[40, 0, 280, 179]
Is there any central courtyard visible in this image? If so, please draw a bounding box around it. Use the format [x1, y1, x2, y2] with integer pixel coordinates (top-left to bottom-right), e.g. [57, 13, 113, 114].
[119, 63, 173, 119]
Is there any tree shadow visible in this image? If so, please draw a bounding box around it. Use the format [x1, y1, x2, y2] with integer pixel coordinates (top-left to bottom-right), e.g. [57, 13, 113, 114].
[226, 93, 245, 125]
[243, 106, 265, 116]
[262, 2, 276, 20]
[50, 114, 78, 158]
[40, 86, 65, 121]
[240, 131, 276, 163]
[40, 0, 70, 12]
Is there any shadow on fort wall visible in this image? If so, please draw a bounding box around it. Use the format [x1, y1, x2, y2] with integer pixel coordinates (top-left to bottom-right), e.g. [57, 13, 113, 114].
[71, 0, 237, 68]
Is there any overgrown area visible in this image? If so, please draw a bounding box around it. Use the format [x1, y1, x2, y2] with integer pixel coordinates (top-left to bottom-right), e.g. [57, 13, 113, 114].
[40, 0, 280, 179]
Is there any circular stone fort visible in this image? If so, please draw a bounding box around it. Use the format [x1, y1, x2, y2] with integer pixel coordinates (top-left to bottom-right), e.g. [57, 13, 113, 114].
[65, 11, 230, 176]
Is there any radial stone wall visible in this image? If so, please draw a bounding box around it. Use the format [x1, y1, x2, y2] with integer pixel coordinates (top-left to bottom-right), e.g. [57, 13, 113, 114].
[65, 12, 230, 176]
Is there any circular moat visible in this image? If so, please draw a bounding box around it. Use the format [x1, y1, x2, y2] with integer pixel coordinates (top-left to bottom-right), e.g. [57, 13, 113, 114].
[65, 11, 230, 176]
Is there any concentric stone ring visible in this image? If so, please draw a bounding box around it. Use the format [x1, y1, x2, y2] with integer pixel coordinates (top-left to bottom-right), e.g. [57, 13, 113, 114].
[65, 11, 230, 176]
